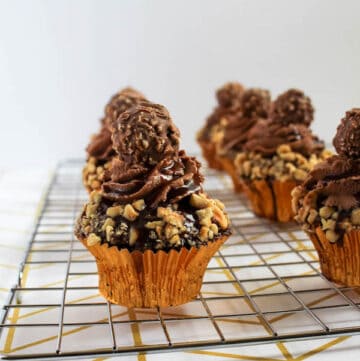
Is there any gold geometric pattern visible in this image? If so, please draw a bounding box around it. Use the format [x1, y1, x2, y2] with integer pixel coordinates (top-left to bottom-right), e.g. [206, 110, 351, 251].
[0, 162, 359, 360]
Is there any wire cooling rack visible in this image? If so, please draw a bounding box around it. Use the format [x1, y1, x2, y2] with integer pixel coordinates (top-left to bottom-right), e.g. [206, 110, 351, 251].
[1, 159, 360, 360]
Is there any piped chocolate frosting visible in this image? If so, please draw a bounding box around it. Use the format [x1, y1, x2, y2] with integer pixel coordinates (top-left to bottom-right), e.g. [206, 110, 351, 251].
[243, 89, 324, 157]
[220, 88, 271, 154]
[298, 109, 360, 211]
[198, 82, 244, 141]
[102, 103, 204, 208]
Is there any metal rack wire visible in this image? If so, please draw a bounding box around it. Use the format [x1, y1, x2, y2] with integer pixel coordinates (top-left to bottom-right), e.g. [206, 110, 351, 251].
[1, 159, 360, 360]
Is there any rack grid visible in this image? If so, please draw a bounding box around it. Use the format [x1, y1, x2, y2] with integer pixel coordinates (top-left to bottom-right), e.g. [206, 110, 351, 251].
[1, 159, 360, 360]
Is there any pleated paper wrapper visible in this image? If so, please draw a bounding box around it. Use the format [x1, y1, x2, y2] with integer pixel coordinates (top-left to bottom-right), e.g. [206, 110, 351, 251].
[79, 235, 228, 308]
[309, 227, 360, 286]
[198, 140, 224, 170]
[218, 156, 243, 192]
[241, 179, 298, 222]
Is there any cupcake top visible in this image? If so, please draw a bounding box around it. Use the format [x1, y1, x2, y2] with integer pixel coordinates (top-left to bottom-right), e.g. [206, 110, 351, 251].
[292, 109, 360, 242]
[197, 82, 244, 142]
[76, 102, 231, 252]
[243, 89, 324, 157]
[220, 88, 271, 155]
[86, 87, 145, 161]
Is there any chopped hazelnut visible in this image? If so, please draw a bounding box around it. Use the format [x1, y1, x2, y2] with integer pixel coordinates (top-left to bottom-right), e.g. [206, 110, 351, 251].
[101, 218, 115, 231]
[325, 230, 339, 243]
[319, 206, 334, 219]
[105, 226, 114, 243]
[351, 208, 360, 225]
[106, 205, 124, 218]
[85, 204, 97, 217]
[129, 227, 139, 246]
[123, 204, 139, 221]
[212, 205, 229, 229]
[87, 233, 101, 247]
[145, 220, 164, 229]
[190, 193, 210, 209]
[132, 199, 146, 211]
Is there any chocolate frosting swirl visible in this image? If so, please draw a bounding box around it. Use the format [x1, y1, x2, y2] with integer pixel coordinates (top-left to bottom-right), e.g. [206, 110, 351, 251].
[298, 108, 360, 211]
[243, 120, 324, 157]
[300, 156, 360, 210]
[86, 127, 114, 161]
[102, 151, 204, 208]
[220, 88, 271, 154]
[198, 82, 244, 141]
[243, 89, 324, 157]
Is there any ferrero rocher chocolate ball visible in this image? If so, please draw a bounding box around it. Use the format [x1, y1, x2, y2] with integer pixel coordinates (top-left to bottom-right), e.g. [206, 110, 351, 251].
[271, 89, 314, 126]
[102, 87, 146, 127]
[241, 88, 271, 119]
[333, 108, 360, 159]
[112, 103, 180, 166]
[216, 82, 244, 108]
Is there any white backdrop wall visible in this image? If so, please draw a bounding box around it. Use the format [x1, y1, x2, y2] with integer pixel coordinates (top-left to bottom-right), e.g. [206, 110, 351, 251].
[1, 0, 360, 166]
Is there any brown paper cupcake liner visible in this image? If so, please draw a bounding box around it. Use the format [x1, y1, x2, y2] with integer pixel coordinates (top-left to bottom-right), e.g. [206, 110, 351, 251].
[309, 227, 360, 286]
[79, 235, 228, 308]
[219, 156, 243, 192]
[198, 140, 223, 170]
[242, 179, 298, 222]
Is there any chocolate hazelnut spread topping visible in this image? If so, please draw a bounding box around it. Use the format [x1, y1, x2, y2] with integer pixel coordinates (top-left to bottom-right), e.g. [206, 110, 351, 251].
[243, 89, 324, 157]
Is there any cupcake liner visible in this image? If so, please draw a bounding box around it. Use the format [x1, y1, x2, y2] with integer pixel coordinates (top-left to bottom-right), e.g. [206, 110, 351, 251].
[198, 140, 223, 170]
[309, 227, 360, 286]
[219, 156, 243, 192]
[79, 235, 228, 308]
[242, 179, 298, 222]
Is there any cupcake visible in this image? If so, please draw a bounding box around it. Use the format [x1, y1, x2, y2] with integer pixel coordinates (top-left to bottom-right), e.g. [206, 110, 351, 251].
[234, 89, 332, 222]
[292, 109, 360, 286]
[197, 82, 244, 170]
[75, 102, 231, 308]
[83, 87, 146, 192]
[216, 88, 271, 192]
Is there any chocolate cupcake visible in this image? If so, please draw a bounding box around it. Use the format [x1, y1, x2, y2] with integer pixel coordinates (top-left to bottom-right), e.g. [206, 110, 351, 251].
[292, 108, 360, 286]
[83, 87, 146, 192]
[217, 88, 271, 192]
[197, 82, 244, 170]
[234, 89, 332, 222]
[75, 102, 231, 308]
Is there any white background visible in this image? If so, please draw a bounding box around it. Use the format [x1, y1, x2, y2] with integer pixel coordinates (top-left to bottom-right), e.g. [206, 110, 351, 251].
[1, 0, 360, 167]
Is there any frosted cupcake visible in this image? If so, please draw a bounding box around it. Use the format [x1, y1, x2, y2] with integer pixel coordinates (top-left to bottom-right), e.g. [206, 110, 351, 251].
[217, 88, 271, 191]
[83, 87, 145, 192]
[75, 103, 231, 307]
[235, 89, 332, 222]
[197, 82, 244, 170]
[292, 109, 360, 286]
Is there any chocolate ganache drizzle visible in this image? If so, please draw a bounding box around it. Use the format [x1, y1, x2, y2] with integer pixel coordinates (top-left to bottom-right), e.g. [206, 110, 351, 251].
[299, 109, 360, 211]
[102, 103, 204, 208]
[86, 88, 146, 161]
[243, 89, 324, 157]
